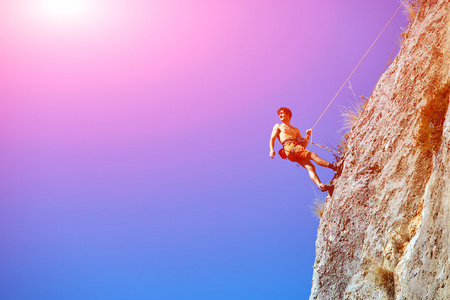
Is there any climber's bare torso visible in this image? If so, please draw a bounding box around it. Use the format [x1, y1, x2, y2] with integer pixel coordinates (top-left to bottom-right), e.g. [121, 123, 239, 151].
[274, 123, 302, 144]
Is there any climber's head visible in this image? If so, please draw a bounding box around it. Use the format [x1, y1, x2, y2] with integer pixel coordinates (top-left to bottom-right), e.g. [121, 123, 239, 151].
[277, 107, 292, 122]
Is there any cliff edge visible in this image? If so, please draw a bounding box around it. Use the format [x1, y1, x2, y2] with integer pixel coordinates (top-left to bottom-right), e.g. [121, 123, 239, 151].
[310, 1, 450, 299]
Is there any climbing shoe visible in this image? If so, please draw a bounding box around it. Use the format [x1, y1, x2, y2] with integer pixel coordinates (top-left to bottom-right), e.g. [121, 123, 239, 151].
[329, 163, 338, 172]
[319, 184, 333, 192]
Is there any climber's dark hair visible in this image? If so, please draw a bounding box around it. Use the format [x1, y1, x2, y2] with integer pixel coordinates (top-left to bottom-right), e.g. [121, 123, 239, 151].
[277, 107, 292, 119]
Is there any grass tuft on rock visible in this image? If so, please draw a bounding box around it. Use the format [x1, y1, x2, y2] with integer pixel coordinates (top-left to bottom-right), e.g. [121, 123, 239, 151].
[311, 197, 326, 220]
[369, 263, 396, 299]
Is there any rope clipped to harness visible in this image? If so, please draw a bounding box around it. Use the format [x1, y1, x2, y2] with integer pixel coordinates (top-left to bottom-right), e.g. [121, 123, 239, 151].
[310, 3, 402, 132]
[307, 3, 402, 152]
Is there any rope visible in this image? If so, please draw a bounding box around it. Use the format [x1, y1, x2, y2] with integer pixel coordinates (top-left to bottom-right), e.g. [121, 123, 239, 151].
[309, 35, 401, 154]
[310, 3, 403, 131]
[379, 36, 401, 81]
[311, 142, 340, 155]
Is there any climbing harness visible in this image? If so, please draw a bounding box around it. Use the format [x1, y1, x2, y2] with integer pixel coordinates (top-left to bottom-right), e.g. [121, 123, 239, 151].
[279, 138, 313, 167]
[278, 138, 307, 160]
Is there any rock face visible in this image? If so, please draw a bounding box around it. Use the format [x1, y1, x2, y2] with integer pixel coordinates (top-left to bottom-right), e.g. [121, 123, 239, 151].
[310, 1, 450, 299]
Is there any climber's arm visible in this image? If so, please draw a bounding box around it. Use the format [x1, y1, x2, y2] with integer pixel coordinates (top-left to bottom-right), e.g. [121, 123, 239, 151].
[269, 124, 280, 159]
[302, 129, 312, 147]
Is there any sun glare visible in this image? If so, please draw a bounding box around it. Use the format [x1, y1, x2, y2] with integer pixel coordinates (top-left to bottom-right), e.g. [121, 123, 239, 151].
[41, 0, 89, 19]
[34, 0, 94, 25]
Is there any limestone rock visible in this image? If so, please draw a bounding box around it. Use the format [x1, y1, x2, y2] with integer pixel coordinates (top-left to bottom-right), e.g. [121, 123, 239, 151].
[310, 1, 450, 299]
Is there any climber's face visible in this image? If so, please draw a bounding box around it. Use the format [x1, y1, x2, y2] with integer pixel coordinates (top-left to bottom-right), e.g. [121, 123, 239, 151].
[278, 110, 290, 123]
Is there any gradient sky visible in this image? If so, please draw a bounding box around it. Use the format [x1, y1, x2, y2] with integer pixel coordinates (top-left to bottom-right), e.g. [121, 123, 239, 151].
[1, 1, 407, 299]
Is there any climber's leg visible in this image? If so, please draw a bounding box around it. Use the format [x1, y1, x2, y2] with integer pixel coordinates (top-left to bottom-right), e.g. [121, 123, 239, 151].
[299, 159, 322, 188]
[299, 158, 334, 192]
[310, 152, 337, 171]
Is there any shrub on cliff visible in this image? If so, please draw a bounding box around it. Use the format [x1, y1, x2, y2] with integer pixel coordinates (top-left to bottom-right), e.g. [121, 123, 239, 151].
[402, 0, 420, 25]
[339, 96, 368, 134]
[416, 82, 450, 157]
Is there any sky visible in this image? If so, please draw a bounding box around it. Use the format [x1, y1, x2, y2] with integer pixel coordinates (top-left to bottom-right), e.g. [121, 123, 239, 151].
[1, 1, 407, 299]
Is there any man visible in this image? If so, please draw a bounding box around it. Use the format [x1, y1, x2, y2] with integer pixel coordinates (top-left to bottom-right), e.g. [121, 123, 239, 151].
[269, 107, 336, 192]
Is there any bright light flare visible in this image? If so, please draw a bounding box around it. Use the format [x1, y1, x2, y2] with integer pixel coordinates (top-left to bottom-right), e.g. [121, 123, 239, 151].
[3, 0, 122, 38]
[37, 0, 93, 23]
[6, 0, 110, 31]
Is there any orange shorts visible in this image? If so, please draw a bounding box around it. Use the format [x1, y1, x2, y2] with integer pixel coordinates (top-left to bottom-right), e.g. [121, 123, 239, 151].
[283, 141, 311, 162]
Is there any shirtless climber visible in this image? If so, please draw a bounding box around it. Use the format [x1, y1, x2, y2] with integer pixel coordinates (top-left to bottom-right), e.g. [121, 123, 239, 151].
[269, 107, 336, 192]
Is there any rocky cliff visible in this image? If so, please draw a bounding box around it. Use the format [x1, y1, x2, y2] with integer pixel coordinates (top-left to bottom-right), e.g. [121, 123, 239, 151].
[310, 1, 450, 299]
